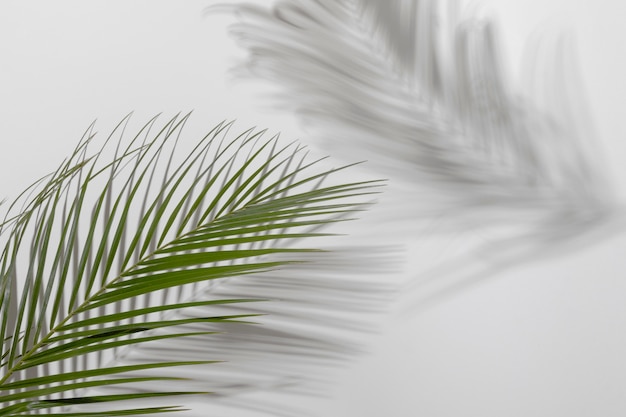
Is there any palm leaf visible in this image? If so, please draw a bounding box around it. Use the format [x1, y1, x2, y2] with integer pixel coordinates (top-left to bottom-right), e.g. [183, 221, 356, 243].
[219, 0, 616, 250]
[0, 113, 382, 415]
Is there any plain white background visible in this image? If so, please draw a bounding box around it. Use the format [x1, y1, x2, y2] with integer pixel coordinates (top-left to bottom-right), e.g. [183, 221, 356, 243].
[1, 1, 625, 416]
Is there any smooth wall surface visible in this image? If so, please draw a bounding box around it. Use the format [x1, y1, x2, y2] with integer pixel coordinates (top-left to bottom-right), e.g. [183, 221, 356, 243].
[1, 1, 624, 416]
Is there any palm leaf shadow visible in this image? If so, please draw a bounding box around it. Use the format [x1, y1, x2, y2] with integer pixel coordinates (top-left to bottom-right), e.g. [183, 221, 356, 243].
[218, 0, 619, 307]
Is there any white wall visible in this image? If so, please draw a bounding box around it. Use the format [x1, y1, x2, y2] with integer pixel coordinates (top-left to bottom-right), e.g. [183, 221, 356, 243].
[1, 1, 624, 416]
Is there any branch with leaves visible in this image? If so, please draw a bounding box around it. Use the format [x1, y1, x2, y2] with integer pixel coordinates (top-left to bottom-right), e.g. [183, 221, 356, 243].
[0, 113, 382, 416]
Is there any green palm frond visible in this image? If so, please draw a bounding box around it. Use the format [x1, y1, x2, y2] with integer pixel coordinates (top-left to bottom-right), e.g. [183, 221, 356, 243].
[0, 113, 382, 415]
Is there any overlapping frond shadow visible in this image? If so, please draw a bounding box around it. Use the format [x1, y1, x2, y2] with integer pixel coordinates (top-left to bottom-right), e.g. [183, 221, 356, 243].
[99, 245, 400, 417]
[0, 113, 388, 416]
